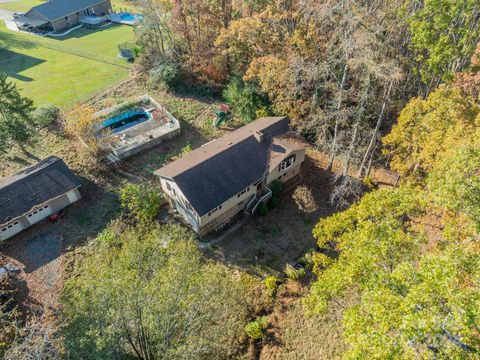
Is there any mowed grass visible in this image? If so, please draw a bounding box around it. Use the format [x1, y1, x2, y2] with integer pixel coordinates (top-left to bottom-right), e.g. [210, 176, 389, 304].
[0, 21, 134, 108]
[0, 0, 43, 12]
[0, 0, 139, 12]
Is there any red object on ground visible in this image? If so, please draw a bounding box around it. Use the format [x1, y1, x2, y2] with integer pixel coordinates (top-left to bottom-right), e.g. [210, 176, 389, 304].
[49, 211, 66, 222]
[219, 104, 231, 113]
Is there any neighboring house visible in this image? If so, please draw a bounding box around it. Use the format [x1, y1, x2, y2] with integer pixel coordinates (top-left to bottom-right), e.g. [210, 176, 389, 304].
[0, 156, 81, 242]
[15, 0, 112, 32]
[155, 117, 306, 236]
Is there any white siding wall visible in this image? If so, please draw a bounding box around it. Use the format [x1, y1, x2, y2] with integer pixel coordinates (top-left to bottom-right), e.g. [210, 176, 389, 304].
[0, 221, 25, 241]
[160, 178, 200, 231]
[0, 187, 82, 242]
[266, 149, 305, 184]
[198, 183, 256, 227]
[66, 188, 81, 203]
[26, 204, 53, 225]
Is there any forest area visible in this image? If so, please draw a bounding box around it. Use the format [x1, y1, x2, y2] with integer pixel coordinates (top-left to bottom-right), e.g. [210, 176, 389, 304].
[0, 0, 480, 359]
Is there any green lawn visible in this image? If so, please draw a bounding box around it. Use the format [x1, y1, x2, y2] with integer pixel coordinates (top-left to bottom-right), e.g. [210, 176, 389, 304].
[0, 0, 139, 12]
[0, 0, 43, 12]
[0, 21, 134, 109]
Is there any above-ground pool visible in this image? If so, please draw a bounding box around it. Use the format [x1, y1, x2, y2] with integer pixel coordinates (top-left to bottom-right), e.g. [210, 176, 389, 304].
[100, 108, 151, 134]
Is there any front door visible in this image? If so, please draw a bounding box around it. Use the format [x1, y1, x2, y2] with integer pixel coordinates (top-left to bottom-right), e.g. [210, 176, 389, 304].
[256, 178, 264, 194]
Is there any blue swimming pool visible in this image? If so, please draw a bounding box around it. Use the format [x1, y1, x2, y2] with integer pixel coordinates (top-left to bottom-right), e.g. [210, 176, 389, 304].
[119, 13, 144, 22]
[100, 108, 151, 134]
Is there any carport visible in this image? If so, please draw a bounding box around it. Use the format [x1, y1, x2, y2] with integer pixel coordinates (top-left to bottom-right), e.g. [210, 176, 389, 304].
[14, 16, 52, 32]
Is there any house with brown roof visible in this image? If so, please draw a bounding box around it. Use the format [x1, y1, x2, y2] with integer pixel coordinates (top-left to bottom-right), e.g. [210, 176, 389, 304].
[15, 0, 112, 32]
[155, 117, 306, 236]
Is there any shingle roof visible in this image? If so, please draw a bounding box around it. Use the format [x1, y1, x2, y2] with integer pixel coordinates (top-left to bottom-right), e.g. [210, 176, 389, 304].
[0, 156, 81, 226]
[155, 117, 297, 216]
[26, 0, 108, 21]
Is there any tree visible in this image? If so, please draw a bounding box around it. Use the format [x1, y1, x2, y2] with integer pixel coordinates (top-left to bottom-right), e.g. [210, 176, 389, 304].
[383, 85, 480, 178]
[62, 223, 257, 360]
[62, 105, 99, 153]
[341, 244, 480, 359]
[404, 0, 480, 91]
[0, 73, 36, 154]
[305, 186, 425, 312]
[222, 75, 270, 123]
[426, 134, 480, 237]
[305, 184, 480, 358]
[455, 43, 480, 99]
[119, 183, 162, 226]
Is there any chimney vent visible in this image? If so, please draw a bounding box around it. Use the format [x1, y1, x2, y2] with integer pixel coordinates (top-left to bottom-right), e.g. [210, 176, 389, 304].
[254, 131, 264, 142]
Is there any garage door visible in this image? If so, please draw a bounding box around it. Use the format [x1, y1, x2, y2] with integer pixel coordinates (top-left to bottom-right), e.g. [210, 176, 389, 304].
[26, 204, 53, 225]
[0, 221, 24, 241]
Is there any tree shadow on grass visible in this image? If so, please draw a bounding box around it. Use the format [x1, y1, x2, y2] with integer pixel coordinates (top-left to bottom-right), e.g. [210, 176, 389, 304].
[0, 48, 46, 81]
[0, 29, 37, 49]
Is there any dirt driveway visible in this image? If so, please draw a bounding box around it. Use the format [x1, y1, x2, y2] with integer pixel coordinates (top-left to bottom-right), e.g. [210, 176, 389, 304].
[0, 181, 119, 318]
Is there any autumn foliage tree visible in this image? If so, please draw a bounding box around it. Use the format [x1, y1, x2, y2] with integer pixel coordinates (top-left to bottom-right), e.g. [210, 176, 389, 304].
[62, 105, 99, 153]
[383, 85, 480, 178]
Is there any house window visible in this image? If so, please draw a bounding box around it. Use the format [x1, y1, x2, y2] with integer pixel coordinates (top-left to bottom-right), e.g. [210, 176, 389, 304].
[166, 182, 172, 191]
[237, 186, 250, 197]
[279, 155, 296, 172]
[208, 204, 222, 216]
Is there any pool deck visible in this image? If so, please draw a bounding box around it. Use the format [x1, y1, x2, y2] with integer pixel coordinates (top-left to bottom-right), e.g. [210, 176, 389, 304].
[94, 95, 181, 160]
[108, 12, 143, 26]
[111, 119, 181, 159]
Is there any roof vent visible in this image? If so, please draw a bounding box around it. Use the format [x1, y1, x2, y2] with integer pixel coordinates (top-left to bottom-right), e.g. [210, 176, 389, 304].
[254, 131, 265, 142]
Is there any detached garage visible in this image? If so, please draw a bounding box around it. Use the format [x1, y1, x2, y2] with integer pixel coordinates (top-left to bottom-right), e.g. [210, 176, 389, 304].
[0, 156, 81, 242]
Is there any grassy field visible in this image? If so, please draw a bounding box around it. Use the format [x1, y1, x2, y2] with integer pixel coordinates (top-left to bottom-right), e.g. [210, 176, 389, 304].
[0, 0, 138, 12]
[0, 21, 134, 108]
[0, 0, 43, 12]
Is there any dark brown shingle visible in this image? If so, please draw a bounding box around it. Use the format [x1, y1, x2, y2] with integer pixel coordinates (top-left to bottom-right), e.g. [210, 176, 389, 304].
[155, 117, 295, 216]
[0, 157, 81, 226]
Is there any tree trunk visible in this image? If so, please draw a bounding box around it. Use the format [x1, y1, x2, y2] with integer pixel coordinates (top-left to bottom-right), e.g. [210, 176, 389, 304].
[327, 64, 349, 172]
[357, 80, 393, 179]
[343, 76, 371, 178]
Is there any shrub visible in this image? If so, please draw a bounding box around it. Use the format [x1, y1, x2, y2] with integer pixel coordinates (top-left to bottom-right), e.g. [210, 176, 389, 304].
[223, 76, 271, 123]
[119, 183, 162, 225]
[284, 264, 306, 280]
[269, 180, 282, 197]
[292, 185, 318, 213]
[244, 317, 267, 340]
[34, 104, 61, 127]
[257, 201, 268, 216]
[268, 195, 280, 209]
[148, 64, 181, 90]
[362, 175, 377, 189]
[264, 276, 278, 297]
[180, 143, 192, 157]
